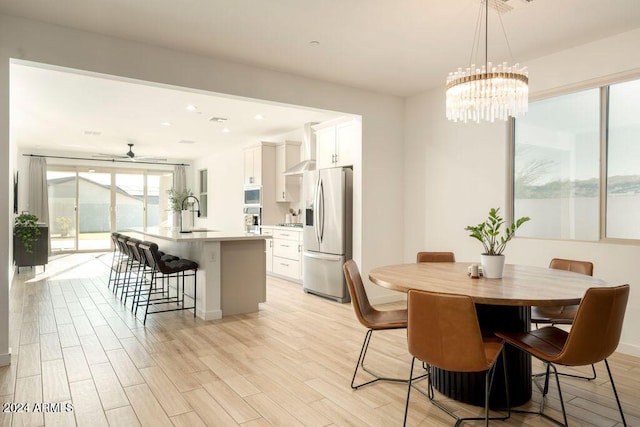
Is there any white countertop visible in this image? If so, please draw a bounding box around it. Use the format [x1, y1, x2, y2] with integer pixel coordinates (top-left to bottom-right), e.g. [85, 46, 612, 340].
[128, 227, 271, 242]
[261, 225, 303, 232]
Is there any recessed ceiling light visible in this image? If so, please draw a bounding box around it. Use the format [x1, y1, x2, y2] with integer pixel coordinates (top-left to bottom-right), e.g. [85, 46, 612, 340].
[209, 116, 228, 123]
[178, 140, 196, 144]
[222, 128, 231, 133]
[254, 114, 265, 120]
[161, 122, 172, 126]
[83, 130, 102, 136]
[309, 40, 320, 46]
[88, 169, 96, 173]
[186, 104, 198, 112]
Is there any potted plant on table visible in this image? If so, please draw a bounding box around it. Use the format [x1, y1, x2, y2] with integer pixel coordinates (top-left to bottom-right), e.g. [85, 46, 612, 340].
[465, 207, 530, 278]
[15, 212, 41, 254]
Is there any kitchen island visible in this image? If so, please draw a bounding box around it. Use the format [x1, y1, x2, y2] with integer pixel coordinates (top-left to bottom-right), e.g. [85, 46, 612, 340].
[127, 227, 270, 320]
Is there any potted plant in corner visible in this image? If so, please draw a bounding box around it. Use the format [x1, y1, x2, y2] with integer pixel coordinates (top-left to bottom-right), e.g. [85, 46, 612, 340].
[465, 207, 530, 279]
[15, 212, 41, 254]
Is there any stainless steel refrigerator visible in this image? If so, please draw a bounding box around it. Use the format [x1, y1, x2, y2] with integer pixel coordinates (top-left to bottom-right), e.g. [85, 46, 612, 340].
[302, 167, 352, 302]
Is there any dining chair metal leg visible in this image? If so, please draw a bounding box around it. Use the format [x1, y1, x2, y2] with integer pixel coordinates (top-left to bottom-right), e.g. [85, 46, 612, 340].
[605, 359, 628, 427]
[402, 357, 416, 426]
[404, 351, 510, 426]
[351, 330, 426, 390]
[522, 359, 624, 427]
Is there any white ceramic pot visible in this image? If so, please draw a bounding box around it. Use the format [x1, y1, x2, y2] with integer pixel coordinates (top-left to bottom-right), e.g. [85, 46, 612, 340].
[481, 254, 505, 279]
[169, 211, 180, 228]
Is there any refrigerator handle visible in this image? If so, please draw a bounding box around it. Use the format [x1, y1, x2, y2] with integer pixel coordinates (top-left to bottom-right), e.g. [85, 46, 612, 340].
[314, 177, 321, 244]
[319, 178, 325, 243]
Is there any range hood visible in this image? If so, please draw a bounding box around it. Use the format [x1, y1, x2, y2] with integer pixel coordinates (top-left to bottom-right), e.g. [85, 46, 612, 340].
[284, 122, 317, 176]
[283, 159, 316, 176]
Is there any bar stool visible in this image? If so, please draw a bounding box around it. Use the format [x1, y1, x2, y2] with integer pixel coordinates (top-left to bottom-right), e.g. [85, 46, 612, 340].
[113, 234, 132, 296]
[137, 241, 198, 324]
[123, 237, 146, 306]
[107, 232, 122, 291]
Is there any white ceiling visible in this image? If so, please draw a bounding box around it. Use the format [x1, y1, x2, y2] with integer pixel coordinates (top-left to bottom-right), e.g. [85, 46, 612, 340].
[4, 0, 640, 161]
[10, 63, 342, 161]
[2, 0, 640, 96]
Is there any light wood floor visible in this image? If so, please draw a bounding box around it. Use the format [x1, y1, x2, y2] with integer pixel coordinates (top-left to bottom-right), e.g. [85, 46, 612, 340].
[1, 253, 638, 426]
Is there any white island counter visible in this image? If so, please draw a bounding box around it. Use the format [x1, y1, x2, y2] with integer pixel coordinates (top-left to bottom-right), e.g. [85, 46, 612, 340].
[128, 227, 270, 320]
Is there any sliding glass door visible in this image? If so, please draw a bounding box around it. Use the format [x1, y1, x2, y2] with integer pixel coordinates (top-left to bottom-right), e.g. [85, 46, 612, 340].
[115, 173, 144, 233]
[47, 166, 172, 253]
[48, 170, 78, 251]
[146, 173, 173, 227]
[78, 172, 112, 250]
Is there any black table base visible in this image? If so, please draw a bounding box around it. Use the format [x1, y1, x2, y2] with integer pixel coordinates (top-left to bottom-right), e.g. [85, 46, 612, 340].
[431, 304, 532, 407]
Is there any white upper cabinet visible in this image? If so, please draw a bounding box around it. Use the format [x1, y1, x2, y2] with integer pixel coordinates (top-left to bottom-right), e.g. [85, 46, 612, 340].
[315, 126, 337, 170]
[314, 117, 360, 169]
[243, 145, 263, 185]
[275, 141, 301, 202]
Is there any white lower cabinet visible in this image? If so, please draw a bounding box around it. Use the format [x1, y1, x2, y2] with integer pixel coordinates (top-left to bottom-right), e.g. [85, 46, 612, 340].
[273, 257, 300, 279]
[262, 228, 274, 273]
[262, 227, 302, 282]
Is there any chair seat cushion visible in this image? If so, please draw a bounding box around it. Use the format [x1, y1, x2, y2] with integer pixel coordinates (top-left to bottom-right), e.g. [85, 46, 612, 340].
[531, 305, 578, 325]
[160, 258, 198, 274]
[362, 308, 407, 330]
[483, 338, 504, 366]
[496, 326, 568, 362]
[160, 253, 180, 262]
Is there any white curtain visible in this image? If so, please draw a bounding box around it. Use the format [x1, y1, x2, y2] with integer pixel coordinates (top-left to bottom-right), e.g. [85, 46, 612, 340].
[173, 165, 186, 192]
[28, 156, 50, 254]
[28, 157, 49, 224]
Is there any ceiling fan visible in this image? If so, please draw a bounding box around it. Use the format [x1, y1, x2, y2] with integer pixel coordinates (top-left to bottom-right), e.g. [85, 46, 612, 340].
[93, 143, 167, 162]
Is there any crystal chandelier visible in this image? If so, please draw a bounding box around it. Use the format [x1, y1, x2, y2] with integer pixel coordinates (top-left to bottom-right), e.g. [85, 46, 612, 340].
[446, 0, 529, 123]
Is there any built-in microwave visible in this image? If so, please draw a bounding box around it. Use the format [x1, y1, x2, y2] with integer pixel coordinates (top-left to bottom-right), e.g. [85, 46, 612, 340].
[243, 185, 262, 207]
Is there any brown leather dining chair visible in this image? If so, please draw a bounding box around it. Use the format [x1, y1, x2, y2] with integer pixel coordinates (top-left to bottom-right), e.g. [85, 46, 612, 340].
[343, 260, 425, 389]
[416, 251, 455, 263]
[531, 258, 596, 380]
[496, 284, 630, 427]
[404, 289, 510, 426]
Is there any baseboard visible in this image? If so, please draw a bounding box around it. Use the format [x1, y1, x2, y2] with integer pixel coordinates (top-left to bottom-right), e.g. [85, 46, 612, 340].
[199, 308, 222, 321]
[617, 342, 640, 358]
[0, 350, 12, 367]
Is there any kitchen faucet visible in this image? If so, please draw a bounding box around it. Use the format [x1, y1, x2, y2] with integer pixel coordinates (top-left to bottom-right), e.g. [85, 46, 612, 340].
[180, 195, 201, 233]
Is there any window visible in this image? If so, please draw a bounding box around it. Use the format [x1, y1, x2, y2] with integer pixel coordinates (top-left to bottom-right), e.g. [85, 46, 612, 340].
[606, 79, 640, 239]
[47, 166, 172, 253]
[199, 169, 208, 218]
[512, 77, 640, 242]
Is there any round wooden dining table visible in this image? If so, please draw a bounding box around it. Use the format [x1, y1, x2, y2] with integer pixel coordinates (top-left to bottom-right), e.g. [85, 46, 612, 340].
[369, 262, 609, 407]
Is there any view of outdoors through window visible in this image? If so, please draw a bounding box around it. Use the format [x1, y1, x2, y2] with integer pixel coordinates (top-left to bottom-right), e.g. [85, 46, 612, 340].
[514, 89, 600, 240]
[513, 77, 640, 241]
[47, 168, 172, 252]
[606, 79, 640, 239]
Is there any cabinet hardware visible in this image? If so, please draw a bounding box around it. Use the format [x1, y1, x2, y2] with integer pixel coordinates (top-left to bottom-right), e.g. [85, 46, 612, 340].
[280, 263, 289, 267]
[281, 244, 290, 248]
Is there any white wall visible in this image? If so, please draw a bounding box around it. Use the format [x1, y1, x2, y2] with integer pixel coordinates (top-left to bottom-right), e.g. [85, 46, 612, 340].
[192, 146, 245, 232]
[0, 13, 405, 364]
[404, 28, 640, 356]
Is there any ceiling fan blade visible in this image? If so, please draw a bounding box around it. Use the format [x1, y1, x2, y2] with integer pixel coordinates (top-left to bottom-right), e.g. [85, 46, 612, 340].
[92, 153, 129, 159]
[135, 156, 168, 162]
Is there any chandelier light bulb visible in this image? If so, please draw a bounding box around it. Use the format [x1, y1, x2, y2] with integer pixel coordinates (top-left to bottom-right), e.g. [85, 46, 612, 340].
[446, 62, 529, 123]
[445, 0, 529, 123]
